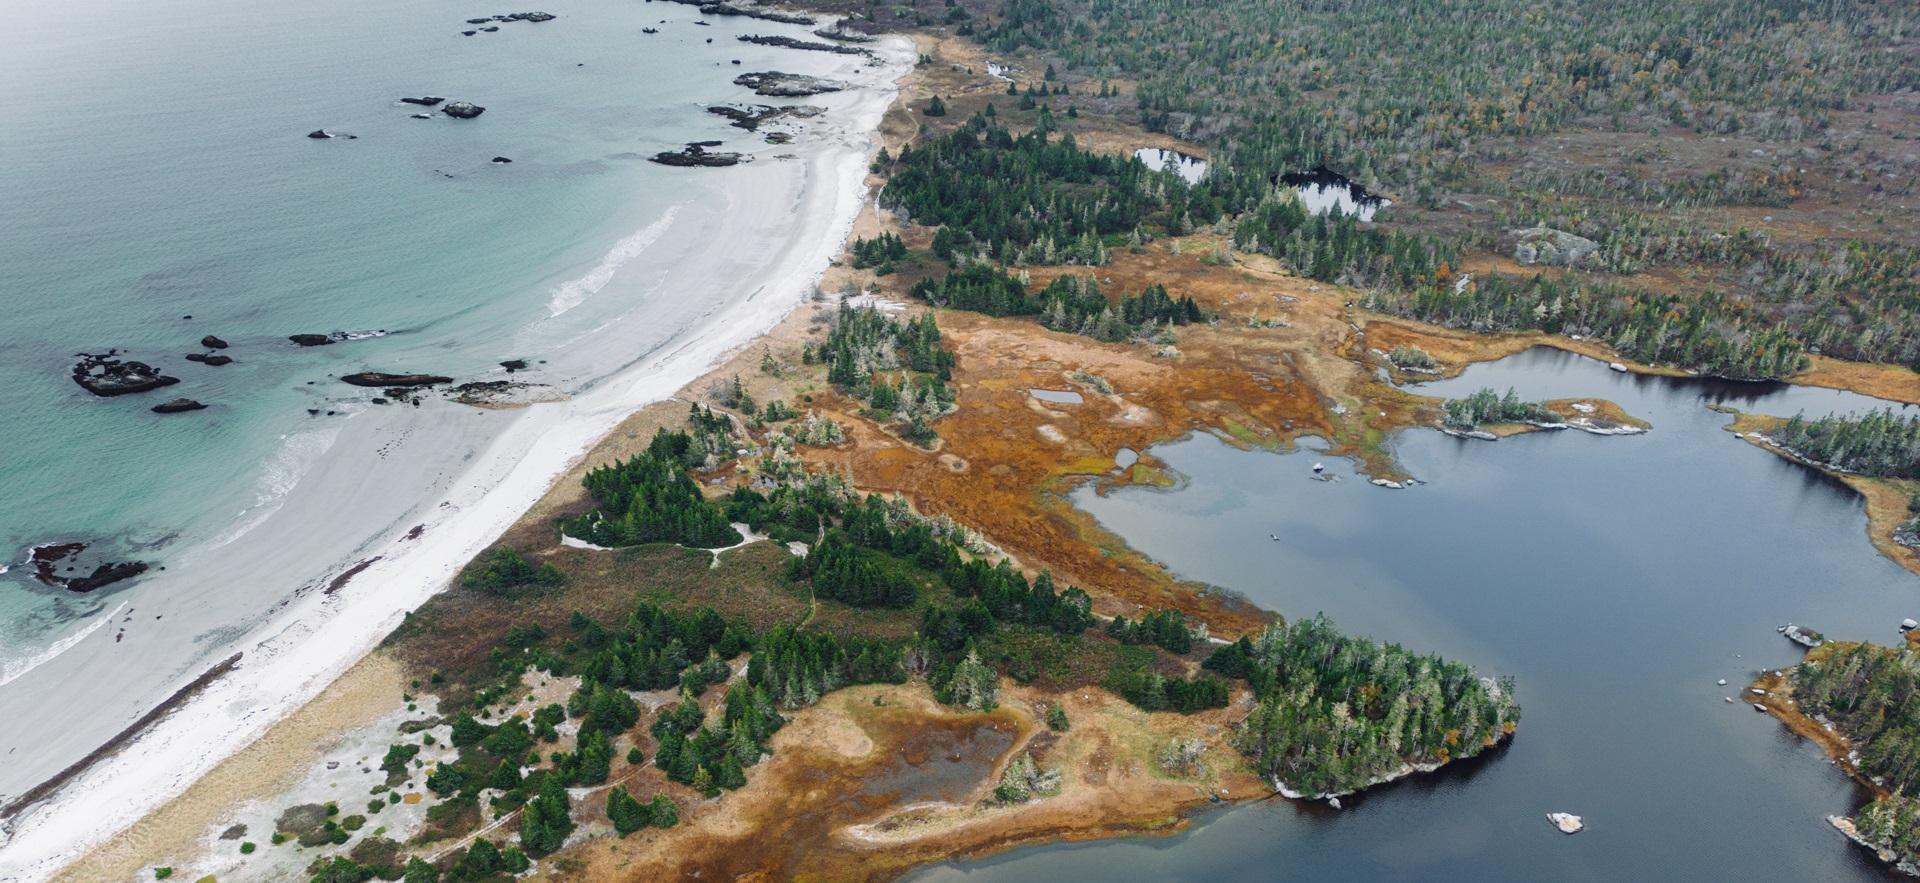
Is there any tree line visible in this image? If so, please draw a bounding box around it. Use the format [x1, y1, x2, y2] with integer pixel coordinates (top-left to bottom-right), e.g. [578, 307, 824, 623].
[1773, 409, 1920, 479]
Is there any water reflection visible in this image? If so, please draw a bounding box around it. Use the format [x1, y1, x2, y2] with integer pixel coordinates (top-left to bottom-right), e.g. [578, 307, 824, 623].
[1279, 165, 1391, 221]
[1134, 147, 1209, 185]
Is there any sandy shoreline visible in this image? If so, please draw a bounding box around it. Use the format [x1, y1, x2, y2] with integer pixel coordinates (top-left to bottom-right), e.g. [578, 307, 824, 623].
[0, 36, 914, 883]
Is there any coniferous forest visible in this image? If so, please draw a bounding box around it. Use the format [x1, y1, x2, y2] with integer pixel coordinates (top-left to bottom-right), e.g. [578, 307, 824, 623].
[1773, 409, 1920, 480]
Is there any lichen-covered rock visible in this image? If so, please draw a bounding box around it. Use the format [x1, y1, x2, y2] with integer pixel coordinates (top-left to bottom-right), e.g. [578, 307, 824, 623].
[1511, 226, 1598, 266]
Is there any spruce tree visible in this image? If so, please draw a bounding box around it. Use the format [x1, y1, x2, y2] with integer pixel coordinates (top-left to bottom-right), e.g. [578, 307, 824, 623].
[649, 794, 679, 827]
[607, 786, 649, 836]
[519, 773, 574, 856]
[717, 753, 748, 790]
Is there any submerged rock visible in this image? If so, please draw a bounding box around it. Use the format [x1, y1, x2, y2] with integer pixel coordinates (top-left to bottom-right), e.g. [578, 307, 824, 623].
[341, 372, 454, 387]
[732, 71, 847, 97]
[289, 333, 342, 346]
[491, 156, 513, 164]
[399, 96, 445, 106]
[442, 101, 486, 119]
[151, 398, 207, 414]
[200, 335, 229, 349]
[307, 129, 334, 140]
[71, 352, 179, 397]
[500, 359, 528, 371]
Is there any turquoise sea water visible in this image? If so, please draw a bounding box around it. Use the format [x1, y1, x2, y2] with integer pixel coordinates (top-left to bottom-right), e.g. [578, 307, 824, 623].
[0, 0, 857, 692]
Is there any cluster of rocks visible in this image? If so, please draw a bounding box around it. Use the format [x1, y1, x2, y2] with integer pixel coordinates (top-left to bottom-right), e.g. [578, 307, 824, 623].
[813, 26, 874, 43]
[651, 142, 746, 167]
[461, 10, 556, 35]
[30, 541, 149, 594]
[733, 71, 847, 97]
[706, 103, 822, 131]
[71, 352, 179, 397]
[736, 34, 870, 56]
[663, 0, 814, 25]
[450, 380, 568, 408]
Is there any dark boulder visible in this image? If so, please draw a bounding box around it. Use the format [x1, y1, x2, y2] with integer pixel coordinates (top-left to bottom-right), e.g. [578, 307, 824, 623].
[202, 355, 233, 366]
[399, 96, 445, 106]
[341, 372, 455, 387]
[307, 130, 334, 139]
[152, 398, 207, 414]
[72, 352, 180, 397]
[442, 101, 486, 119]
[289, 333, 340, 346]
[201, 335, 229, 349]
[491, 156, 513, 164]
[507, 11, 556, 21]
[500, 359, 528, 371]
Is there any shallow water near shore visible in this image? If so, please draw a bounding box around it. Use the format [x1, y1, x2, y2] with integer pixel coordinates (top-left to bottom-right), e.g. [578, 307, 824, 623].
[914, 347, 1919, 881]
[0, 0, 905, 866]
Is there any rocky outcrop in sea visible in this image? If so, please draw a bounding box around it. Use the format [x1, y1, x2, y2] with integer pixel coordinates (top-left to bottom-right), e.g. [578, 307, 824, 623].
[442, 101, 486, 119]
[30, 542, 149, 593]
[733, 71, 847, 97]
[340, 372, 455, 387]
[151, 398, 207, 414]
[71, 352, 180, 397]
[736, 34, 870, 56]
[691, 2, 814, 25]
[706, 103, 823, 131]
[650, 143, 747, 167]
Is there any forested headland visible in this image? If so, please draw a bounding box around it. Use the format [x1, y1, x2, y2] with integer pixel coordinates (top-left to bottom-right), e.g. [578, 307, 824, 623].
[1786, 642, 1920, 869]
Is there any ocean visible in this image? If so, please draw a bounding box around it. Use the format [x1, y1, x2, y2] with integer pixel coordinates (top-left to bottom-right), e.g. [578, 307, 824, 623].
[0, 0, 904, 861]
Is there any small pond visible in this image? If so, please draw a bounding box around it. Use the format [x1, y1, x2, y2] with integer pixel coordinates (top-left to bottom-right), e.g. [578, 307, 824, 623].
[1030, 388, 1085, 405]
[1135, 147, 1209, 186]
[1281, 165, 1392, 221]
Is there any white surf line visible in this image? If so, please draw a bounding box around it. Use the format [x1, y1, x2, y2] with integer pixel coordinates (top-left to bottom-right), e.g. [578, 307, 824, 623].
[0, 602, 127, 690]
[547, 204, 685, 317]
